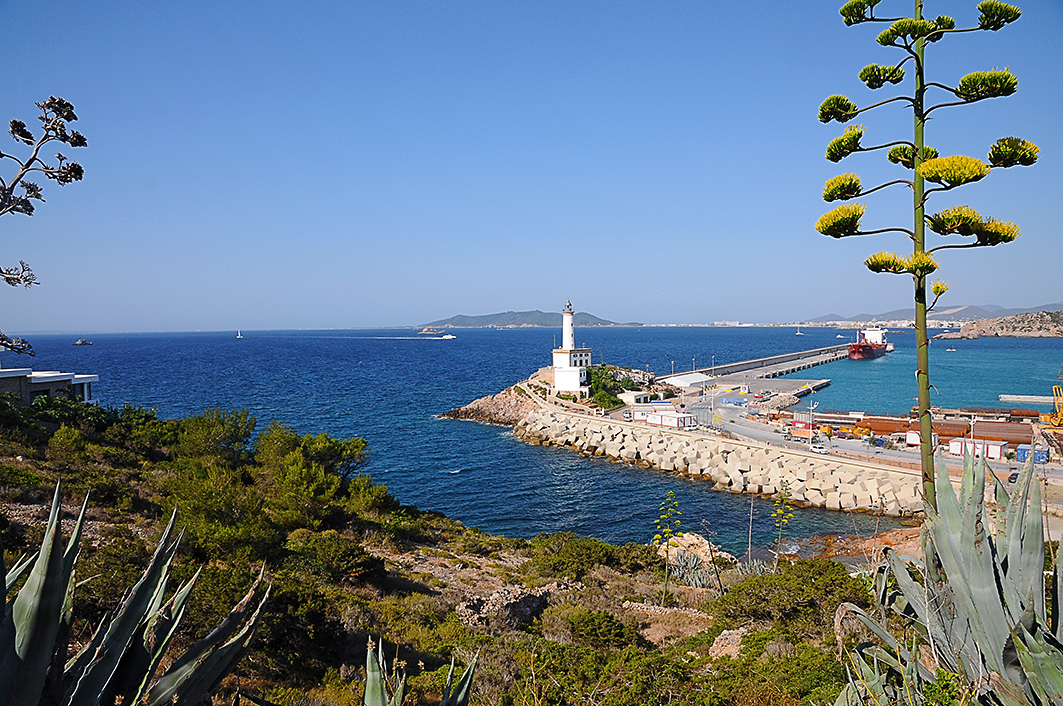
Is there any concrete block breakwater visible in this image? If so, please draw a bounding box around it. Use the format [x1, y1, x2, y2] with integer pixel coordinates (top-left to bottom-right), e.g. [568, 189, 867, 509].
[513, 410, 923, 516]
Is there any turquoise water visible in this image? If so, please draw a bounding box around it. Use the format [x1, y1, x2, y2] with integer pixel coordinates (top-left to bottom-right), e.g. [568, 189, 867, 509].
[12, 327, 1062, 553]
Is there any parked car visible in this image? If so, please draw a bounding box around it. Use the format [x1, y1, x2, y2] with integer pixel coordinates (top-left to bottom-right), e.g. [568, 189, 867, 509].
[1009, 472, 1020, 484]
[810, 443, 829, 455]
[622, 410, 632, 421]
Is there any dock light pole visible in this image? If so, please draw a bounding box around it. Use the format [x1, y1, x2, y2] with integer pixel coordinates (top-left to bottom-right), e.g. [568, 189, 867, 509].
[693, 357, 696, 372]
[808, 398, 819, 451]
[671, 361, 674, 375]
[712, 355, 715, 378]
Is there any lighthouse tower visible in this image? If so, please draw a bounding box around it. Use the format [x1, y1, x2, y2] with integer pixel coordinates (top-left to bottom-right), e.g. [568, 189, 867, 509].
[552, 300, 593, 393]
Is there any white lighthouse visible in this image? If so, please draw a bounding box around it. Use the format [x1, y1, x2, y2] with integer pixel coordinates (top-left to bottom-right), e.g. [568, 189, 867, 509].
[552, 300, 592, 393]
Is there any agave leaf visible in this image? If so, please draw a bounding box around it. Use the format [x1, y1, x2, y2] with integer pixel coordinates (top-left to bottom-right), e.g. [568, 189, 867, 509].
[64, 508, 180, 706]
[363, 640, 389, 706]
[7, 483, 68, 705]
[125, 569, 201, 706]
[116, 568, 202, 706]
[158, 586, 270, 705]
[5, 552, 38, 593]
[154, 563, 266, 683]
[1013, 625, 1063, 704]
[64, 614, 108, 676]
[1018, 463, 1045, 621]
[146, 580, 270, 705]
[439, 652, 477, 706]
[1054, 551, 1063, 641]
[928, 451, 1011, 675]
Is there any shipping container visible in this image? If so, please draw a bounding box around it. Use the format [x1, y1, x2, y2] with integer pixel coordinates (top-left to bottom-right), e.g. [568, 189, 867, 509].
[645, 411, 698, 429]
[1016, 444, 1050, 464]
[948, 438, 1008, 459]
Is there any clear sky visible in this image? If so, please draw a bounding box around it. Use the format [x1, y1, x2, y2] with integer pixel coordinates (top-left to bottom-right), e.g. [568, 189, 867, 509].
[1, 0, 1060, 332]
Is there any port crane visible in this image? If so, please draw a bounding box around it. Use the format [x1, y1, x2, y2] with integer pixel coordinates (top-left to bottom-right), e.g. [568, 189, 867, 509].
[1047, 361, 1063, 428]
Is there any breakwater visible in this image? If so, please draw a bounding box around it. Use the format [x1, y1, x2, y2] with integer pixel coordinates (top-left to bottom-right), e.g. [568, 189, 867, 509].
[513, 409, 923, 516]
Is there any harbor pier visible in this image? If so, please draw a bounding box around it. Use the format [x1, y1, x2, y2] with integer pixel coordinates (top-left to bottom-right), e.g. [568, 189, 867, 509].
[659, 345, 849, 385]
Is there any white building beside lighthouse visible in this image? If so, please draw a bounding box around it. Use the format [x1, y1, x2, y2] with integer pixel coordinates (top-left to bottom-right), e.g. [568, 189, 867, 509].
[552, 300, 592, 393]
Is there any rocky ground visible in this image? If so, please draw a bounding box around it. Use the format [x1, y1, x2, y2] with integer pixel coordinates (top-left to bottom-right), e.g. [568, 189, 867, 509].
[934, 310, 1063, 339]
[439, 386, 538, 426]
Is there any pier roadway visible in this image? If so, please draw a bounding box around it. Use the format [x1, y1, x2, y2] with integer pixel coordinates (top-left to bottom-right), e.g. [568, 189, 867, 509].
[659, 345, 849, 386]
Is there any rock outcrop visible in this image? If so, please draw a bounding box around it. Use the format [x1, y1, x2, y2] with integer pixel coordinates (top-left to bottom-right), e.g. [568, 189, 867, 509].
[441, 387, 538, 426]
[455, 581, 580, 626]
[934, 311, 1063, 340]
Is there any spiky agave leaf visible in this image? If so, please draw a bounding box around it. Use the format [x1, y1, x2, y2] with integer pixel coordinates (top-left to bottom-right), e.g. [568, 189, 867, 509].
[146, 570, 270, 706]
[439, 653, 478, 706]
[2, 484, 77, 706]
[65, 510, 182, 706]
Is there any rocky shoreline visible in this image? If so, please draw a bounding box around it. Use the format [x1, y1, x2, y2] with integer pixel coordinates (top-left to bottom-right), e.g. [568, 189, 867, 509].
[934, 310, 1063, 339]
[439, 386, 538, 426]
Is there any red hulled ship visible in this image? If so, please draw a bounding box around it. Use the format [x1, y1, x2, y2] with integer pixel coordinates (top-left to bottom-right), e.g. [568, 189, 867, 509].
[848, 327, 890, 360]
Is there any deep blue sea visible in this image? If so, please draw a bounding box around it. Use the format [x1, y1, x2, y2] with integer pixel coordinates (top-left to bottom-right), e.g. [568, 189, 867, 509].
[8, 327, 1062, 554]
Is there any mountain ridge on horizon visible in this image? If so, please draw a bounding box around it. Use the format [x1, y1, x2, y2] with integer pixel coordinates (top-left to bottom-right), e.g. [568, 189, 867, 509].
[421, 310, 642, 328]
[810, 300, 1063, 323]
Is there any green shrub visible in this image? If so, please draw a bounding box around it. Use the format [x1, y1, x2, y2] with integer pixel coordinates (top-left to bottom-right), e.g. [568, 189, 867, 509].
[47, 423, 86, 466]
[284, 528, 384, 583]
[0, 463, 42, 486]
[566, 608, 650, 651]
[712, 559, 869, 636]
[526, 532, 622, 579]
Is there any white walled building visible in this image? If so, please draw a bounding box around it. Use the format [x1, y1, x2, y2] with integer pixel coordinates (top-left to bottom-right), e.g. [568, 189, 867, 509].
[552, 300, 592, 393]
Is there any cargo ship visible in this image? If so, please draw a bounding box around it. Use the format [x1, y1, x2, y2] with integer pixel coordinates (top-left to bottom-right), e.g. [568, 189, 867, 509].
[848, 327, 890, 360]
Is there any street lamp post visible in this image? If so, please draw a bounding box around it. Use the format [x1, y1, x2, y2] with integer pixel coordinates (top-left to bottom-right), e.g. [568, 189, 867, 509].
[808, 397, 819, 451]
[671, 361, 674, 375]
[692, 357, 696, 372]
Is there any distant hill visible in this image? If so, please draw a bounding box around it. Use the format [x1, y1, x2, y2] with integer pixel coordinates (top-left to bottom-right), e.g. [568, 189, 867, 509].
[935, 310, 1063, 339]
[811, 301, 1063, 323]
[421, 310, 641, 328]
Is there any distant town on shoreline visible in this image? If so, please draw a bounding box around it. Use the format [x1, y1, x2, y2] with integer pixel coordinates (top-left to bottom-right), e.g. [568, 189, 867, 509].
[421, 301, 1063, 333]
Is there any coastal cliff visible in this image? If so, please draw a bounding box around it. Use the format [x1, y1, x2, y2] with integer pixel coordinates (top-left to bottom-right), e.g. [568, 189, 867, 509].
[440, 386, 538, 425]
[934, 310, 1063, 339]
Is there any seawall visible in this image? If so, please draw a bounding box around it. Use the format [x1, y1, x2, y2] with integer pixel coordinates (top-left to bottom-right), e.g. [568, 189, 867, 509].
[512, 409, 923, 516]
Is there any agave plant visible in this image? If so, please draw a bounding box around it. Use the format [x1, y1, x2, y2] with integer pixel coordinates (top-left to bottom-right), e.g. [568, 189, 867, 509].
[0, 483, 271, 706]
[669, 549, 712, 590]
[834, 447, 1063, 705]
[363, 637, 477, 706]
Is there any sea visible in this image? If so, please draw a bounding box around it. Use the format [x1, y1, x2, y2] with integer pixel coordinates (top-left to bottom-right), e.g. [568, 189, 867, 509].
[9, 326, 1062, 555]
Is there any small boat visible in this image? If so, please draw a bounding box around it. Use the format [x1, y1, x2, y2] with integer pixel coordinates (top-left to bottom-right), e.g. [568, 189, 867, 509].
[236, 330, 243, 339]
[795, 326, 804, 336]
[441, 333, 456, 340]
[72, 338, 92, 346]
[836, 334, 846, 339]
[946, 347, 956, 352]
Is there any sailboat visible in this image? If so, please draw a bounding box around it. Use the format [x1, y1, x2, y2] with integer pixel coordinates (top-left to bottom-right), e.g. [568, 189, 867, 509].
[236, 330, 243, 339]
[795, 326, 804, 336]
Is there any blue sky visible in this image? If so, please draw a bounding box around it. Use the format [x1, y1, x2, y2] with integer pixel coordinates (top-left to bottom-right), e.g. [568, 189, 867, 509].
[1, 0, 1060, 332]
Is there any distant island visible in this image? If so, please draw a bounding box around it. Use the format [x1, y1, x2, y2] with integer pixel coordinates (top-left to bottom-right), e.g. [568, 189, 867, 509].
[421, 310, 641, 328]
[934, 310, 1063, 339]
